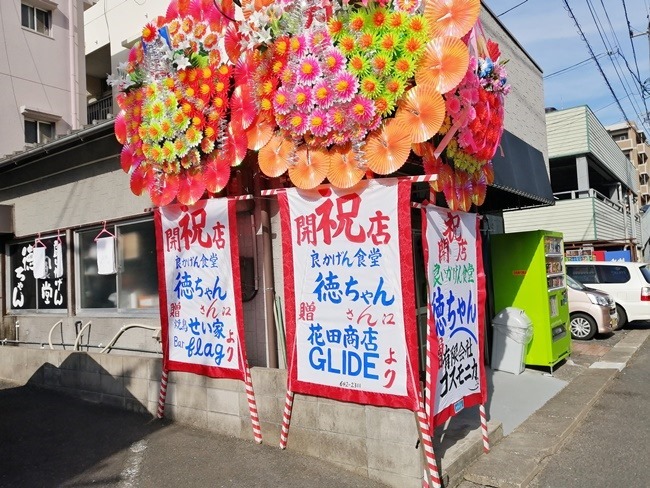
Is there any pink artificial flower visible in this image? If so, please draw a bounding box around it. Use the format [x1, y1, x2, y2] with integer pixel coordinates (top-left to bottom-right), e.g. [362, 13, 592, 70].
[297, 55, 322, 86]
[458, 128, 475, 149]
[332, 72, 358, 103]
[308, 29, 332, 54]
[329, 106, 349, 132]
[290, 34, 307, 58]
[288, 110, 309, 135]
[323, 48, 345, 75]
[348, 95, 376, 125]
[309, 108, 330, 138]
[460, 87, 479, 104]
[273, 87, 293, 115]
[293, 86, 314, 109]
[446, 96, 461, 115]
[313, 80, 335, 108]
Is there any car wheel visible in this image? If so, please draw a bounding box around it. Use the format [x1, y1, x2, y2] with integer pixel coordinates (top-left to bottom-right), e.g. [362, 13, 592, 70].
[570, 313, 597, 340]
[616, 305, 627, 328]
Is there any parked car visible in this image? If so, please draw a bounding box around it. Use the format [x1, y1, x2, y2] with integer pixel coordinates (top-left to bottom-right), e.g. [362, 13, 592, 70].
[565, 261, 650, 327]
[566, 275, 618, 340]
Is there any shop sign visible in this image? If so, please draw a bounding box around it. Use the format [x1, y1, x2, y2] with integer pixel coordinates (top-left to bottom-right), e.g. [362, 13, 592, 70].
[155, 198, 248, 380]
[422, 207, 487, 427]
[9, 237, 67, 310]
[279, 179, 419, 410]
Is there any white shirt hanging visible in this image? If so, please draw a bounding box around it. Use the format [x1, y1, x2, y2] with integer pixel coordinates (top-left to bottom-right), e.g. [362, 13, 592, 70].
[33, 246, 47, 279]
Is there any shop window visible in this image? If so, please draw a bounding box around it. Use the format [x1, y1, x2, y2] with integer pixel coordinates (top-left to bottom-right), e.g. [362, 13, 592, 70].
[24, 119, 54, 144]
[8, 236, 67, 312]
[76, 219, 159, 312]
[21, 3, 51, 35]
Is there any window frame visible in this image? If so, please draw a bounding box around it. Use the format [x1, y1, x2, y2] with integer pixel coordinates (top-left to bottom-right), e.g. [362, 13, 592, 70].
[24, 118, 54, 144]
[74, 218, 160, 317]
[5, 235, 68, 315]
[21, 2, 52, 36]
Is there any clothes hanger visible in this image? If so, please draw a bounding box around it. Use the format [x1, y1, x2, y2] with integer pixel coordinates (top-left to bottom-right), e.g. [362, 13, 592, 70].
[56, 229, 62, 244]
[34, 233, 46, 248]
[94, 221, 116, 241]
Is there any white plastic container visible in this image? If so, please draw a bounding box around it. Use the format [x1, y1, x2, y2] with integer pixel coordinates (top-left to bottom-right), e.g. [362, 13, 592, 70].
[491, 307, 533, 375]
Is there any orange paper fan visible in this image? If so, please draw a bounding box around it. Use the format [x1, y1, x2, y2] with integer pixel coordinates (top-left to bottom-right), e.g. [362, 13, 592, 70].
[327, 144, 365, 189]
[246, 114, 274, 150]
[415, 37, 470, 94]
[471, 170, 487, 206]
[431, 162, 454, 194]
[258, 134, 293, 177]
[425, 0, 480, 39]
[288, 146, 330, 189]
[395, 85, 446, 144]
[364, 118, 412, 175]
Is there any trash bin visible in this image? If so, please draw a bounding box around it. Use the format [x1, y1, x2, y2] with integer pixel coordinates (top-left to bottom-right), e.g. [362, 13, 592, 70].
[491, 307, 533, 375]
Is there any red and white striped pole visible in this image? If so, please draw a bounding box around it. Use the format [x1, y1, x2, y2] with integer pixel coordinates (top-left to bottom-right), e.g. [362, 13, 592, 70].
[417, 390, 441, 488]
[279, 390, 295, 450]
[244, 364, 263, 444]
[479, 404, 490, 453]
[156, 368, 169, 419]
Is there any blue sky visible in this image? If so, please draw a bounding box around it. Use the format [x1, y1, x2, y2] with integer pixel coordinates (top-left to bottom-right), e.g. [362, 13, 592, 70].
[483, 0, 650, 132]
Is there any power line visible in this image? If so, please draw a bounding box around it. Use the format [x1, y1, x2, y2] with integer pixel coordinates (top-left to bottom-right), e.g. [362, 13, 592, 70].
[543, 52, 609, 79]
[562, 0, 631, 123]
[498, 0, 530, 17]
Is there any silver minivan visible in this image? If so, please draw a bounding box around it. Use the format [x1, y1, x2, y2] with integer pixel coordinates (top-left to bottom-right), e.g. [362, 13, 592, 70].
[566, 275, 618, 340]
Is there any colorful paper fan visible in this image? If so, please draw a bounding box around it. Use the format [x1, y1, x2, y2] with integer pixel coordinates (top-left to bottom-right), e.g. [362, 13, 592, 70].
[130, 164, 151, 196]
[425, 0, 480, 38]
[258, 134, 293, 177]
[288, 146, 330, 189]
[455, 170, 473, 212]
[224, 24, 242, 63]
[246, 114, 274, 151]
[234, 52, 256, 87]
[424, 154, 443, 190]
[395, 85, 446, 144]
[415, 37, 469, 94]
[177, 169, 206, 205]
[226, 121, 248, 166]
[432, 161, 454, 194]
[231, 85, 257, 131]
[120, 144, 135, 173]
[327, 144, 365, 189]
[364, 118, 412, 175]
[115, 110, 127, 144]
[204, 156, 231, 193]
[483, 160, 495, 185]
[150, 173, 180, 207]
[471, 170, 487, 206]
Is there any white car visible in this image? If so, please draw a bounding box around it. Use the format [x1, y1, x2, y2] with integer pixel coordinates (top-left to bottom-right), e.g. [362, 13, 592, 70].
[566, 261, 650, 327]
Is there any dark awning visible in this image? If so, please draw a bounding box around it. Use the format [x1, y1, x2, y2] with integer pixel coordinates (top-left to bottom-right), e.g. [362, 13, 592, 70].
[481, 130, 555, 212]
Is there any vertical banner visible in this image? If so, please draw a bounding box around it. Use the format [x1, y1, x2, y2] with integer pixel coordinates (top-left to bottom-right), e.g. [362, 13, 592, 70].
[279, 179, 419, 411]
[422, 206, 487, 427]
[155, 198, 247, 380]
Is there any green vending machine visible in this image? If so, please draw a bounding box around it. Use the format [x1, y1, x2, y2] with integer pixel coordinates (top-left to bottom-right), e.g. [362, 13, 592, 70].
[490, 230, 571, 370]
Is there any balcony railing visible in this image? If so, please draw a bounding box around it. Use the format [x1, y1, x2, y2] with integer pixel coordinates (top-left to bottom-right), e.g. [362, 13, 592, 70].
[87, 95, 113, 124]
[639, 163, 648, 175]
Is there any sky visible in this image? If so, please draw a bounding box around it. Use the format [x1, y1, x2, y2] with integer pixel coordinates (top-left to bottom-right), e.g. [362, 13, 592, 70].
[483, 0, 650, 132]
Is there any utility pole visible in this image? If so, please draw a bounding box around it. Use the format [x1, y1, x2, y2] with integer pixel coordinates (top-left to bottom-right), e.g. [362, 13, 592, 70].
[631, 16, 650, 102]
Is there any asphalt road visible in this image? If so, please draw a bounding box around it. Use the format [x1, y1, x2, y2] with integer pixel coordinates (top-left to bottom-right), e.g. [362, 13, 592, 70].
[0, 381, 386, 488]
[530, 338, 650, 488]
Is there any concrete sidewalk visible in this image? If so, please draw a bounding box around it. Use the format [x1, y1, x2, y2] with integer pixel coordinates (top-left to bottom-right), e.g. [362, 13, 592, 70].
[456, 328, 650, 488]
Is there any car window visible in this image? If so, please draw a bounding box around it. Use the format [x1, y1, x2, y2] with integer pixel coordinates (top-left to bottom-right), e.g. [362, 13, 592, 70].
[596, 265, 630, 283]
[567, 265, 597, 283]
[566, 275, 587, 290]
[640, 265, 650, 284]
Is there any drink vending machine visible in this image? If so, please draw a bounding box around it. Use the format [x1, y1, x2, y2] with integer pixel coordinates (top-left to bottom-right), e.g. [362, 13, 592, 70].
[490, 230, 571, 370]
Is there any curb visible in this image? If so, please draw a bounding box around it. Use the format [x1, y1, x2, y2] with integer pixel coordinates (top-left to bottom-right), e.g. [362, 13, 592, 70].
[459, 329, 650, 488]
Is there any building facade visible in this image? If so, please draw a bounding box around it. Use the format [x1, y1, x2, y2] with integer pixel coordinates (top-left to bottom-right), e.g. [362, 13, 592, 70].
[504, 106, 641, 260]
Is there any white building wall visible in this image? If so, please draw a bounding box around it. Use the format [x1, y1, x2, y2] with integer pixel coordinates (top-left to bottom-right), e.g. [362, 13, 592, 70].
[0, 0, 86, 157]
